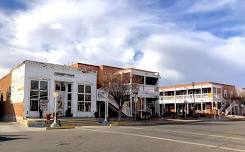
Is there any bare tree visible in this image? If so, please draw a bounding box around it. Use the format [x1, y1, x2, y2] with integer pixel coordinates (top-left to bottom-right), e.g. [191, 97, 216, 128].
[102, 72, 141, 121]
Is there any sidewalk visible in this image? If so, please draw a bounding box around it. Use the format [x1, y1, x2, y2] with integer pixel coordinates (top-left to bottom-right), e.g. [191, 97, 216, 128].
[0, 122, 45, 133]
[8, 116, 245, 130]
[224, 115, 245, 121]
[109, 118, 203, 126]
[46, 118, 204, 129]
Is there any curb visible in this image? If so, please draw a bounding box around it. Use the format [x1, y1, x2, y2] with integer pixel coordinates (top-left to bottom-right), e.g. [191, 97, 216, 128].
[46, 125, 76, 130]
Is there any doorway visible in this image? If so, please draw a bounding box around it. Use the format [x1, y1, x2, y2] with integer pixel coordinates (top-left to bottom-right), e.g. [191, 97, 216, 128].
[55, 82, 73, 117]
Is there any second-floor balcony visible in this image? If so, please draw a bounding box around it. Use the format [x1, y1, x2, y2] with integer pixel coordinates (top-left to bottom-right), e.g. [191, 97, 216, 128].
[161, 93, 222, 100]
[137, 84, 158, 93]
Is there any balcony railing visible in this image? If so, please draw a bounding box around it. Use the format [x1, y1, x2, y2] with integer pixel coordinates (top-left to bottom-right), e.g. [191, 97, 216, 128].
[137, 84, 158, 93]
[162, 93, 220, 100]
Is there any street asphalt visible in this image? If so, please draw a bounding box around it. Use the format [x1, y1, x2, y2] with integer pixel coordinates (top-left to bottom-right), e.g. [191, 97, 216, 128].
[1, 121, 245, 152]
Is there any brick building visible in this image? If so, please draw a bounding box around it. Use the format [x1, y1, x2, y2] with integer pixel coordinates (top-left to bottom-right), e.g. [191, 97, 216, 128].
[72, 63, 160, 118]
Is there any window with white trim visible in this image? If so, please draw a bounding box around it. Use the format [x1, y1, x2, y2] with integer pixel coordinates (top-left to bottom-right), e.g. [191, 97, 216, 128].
[30, 80, 48, 111]
[77, 85, 91, 112]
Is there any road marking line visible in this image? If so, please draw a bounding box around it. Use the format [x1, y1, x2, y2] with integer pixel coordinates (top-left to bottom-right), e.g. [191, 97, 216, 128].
[120, 126, 245, 141]
[78, 128, 245, 152]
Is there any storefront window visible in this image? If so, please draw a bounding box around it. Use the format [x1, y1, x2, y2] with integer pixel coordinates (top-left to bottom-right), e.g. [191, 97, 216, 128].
[85, 86, 91, 93]
[30, 80, 48, 111]
[40, 81, 48, 90]
[77, 84, 91, 112]
[78, 102, 84, 111]
[31, 80, 39, 90]
[78, 85, 84, 93]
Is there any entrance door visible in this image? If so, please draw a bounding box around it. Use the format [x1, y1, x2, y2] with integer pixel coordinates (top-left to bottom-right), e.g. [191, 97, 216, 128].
[55, 82, 66, 116]
[66, 83, 72, 117]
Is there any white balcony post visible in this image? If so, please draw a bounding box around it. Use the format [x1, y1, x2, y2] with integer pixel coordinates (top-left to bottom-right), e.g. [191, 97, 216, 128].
[186, 88, 189, 114]
[211, 85, 214, 111]
[174, 88, 176, 113]
[201, 85, 203, 113]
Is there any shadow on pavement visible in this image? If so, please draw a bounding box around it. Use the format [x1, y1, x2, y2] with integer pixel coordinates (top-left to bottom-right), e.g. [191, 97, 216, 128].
[0, 135, 28, 142]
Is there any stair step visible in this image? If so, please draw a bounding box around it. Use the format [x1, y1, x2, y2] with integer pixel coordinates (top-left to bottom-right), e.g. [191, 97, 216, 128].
[59, 118, 100, 127]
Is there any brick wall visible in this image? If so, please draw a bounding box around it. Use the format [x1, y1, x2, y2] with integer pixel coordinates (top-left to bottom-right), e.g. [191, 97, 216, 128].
[222, 84, 236, 100]
[0, 102, 24, 117]
[97, 65, 123, 88]
[0, 72, 24, 120]
[72, 63, 124, 88]
[0, 73, 11, 102]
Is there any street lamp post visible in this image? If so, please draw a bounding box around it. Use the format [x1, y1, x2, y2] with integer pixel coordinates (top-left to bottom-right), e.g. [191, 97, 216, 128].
[135, 97, 137, 120]
[241, 104, 244, 116]
[103, 92, 109, 125]
[51, 91, 59, 128]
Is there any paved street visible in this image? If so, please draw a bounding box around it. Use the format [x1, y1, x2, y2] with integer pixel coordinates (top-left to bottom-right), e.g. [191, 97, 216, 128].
[0, 122, 45, 133]
[1, 121, 245, 152]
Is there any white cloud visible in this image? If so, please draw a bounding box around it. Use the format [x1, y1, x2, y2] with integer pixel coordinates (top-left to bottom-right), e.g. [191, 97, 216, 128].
[0, 0, 245, 86]
[187, 0, 237, 13]
[214, 37, 245, 66]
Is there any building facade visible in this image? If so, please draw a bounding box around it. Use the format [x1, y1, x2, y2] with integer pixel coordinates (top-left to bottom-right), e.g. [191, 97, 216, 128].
[72, 63, 160, 118]
[0, 60, 97, 121]
[159, 82, 238, 115]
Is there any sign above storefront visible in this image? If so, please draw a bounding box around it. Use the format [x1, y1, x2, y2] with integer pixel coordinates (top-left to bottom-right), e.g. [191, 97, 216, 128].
[54, 72, 75, 78]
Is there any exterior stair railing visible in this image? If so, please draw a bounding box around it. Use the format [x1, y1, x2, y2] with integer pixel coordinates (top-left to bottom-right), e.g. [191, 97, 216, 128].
[219, 102, 229, 114]
[97, 89, 130, 117]
[225, 101, 239, 115]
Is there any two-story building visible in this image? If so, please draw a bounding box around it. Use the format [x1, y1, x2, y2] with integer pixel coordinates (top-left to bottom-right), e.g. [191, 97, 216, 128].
[0, 60, 161, 121]
[159, 82, 237, 115]
[72, 63, 160, 118]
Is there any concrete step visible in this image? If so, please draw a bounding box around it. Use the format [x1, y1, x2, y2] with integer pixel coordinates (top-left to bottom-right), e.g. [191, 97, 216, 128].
[59, 119, 98, 122]
[59, 118, 101, 127]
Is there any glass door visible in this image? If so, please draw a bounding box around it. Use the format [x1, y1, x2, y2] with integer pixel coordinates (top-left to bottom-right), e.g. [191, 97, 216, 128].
[66, 83, 72, 117]
[55, 82, 66, 116]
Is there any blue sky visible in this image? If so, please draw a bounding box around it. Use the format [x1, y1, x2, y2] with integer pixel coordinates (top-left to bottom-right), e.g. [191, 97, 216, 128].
[0, 0, 245, 87]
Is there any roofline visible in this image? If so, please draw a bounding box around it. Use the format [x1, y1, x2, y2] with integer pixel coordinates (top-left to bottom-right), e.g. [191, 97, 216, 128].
[160, 81, 235, 89]
[0, 60, 97, 80]
[75, 62, 99, 68]
[74, 63, 159, 73]
[0, 72, 11, 81]
[100, 64, 124, 70]
[123, 68, 159, 74]
[74, 62, 124, 70]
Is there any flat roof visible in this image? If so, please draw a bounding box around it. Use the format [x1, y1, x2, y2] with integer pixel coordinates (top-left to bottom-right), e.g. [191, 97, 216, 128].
[0, 60, 97, 80]
[75, 62, 159, 74]
[160, 81, 235, 90]
[123, 68, 159, 74]
[75, 62, 99, 68]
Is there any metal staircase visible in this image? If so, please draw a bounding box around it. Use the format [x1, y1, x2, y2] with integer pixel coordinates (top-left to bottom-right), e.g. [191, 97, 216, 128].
[219, 102, 229, 114]
[97, 89, 130, 117]
[225, 101, 239, 115]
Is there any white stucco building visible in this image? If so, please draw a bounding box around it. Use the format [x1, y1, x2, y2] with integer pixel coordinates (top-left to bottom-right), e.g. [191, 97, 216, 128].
[8, 60, 97, 119]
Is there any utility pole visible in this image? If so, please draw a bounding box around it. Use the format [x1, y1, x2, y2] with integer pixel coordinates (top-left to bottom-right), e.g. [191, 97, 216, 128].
[192, 82, 196, 117]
